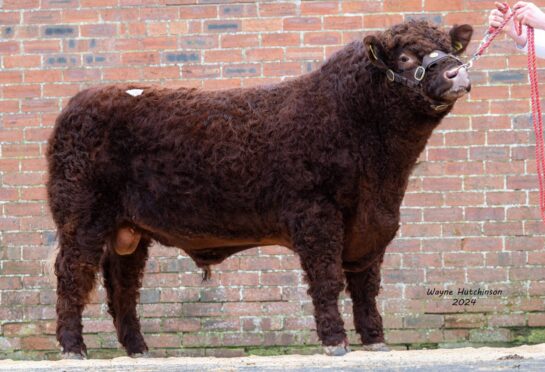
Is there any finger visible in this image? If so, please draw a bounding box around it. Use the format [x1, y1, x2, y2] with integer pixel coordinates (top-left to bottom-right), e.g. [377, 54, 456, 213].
[513, 2, 528, 11]
[516, 8, 530, 21]
[494, 1, 506, 11]
[519, 14, 530, 27]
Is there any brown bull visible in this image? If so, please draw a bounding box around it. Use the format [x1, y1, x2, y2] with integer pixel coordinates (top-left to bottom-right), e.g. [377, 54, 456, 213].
[47, 20, 473, 358]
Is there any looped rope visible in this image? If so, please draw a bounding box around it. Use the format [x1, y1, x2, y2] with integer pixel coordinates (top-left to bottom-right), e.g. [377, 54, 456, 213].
[470, 3, 545, 224]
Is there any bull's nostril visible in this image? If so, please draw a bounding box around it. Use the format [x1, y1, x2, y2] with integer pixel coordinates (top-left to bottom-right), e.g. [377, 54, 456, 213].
[445, 69, 458, 79]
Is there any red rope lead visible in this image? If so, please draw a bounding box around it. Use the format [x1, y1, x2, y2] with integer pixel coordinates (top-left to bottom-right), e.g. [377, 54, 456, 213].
[474, 3, 545, 224]
[527, 26, 545, 223]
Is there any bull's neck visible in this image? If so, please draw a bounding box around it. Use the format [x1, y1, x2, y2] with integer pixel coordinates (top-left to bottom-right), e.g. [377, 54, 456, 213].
[312, 40, 450, 188]
[319, 46, 444, 187]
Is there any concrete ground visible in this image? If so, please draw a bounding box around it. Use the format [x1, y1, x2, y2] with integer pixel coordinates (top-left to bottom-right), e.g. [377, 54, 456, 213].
[1, 344, 545, 371]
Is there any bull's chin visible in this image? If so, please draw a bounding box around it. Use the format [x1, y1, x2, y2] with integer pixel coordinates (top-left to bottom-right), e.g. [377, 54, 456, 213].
[440, 85, 471, 102]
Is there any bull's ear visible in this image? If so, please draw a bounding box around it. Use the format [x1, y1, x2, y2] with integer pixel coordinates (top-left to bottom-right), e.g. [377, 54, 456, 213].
[364, 35, 387, 66]
[449, 24, 473, 55]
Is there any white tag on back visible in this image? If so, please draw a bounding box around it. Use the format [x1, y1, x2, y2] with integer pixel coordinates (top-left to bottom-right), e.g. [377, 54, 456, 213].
[126, 89, 144, 97]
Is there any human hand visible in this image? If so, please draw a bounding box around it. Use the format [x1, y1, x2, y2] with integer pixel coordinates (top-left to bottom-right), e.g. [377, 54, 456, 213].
[489, 2, 527, 46]
[513, 2, 545, 30]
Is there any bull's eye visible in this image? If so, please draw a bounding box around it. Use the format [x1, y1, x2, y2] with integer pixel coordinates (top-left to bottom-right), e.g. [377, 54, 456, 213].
[400, 55, 410, 63]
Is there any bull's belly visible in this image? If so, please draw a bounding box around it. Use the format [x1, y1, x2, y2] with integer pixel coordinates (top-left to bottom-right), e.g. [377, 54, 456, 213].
[164, 235, 292, 251]
[112, 223, 292, 261]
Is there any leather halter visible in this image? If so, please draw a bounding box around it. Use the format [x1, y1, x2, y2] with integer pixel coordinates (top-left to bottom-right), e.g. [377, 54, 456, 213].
[368, 46, 464, 111]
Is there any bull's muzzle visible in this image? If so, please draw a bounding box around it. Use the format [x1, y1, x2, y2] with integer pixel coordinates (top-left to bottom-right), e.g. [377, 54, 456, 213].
[443, 66, 471, 100]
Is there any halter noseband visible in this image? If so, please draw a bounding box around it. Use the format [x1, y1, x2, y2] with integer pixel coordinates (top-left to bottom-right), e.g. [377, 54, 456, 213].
[368, 46, 463, 111]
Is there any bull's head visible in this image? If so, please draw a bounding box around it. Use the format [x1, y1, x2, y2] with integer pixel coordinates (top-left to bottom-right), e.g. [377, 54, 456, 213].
[364, 21, 473, 112]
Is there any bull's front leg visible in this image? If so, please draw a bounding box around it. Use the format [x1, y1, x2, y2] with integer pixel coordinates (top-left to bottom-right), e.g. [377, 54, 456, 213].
[345, 255, 390, 351]
[286, 202, 349, 356]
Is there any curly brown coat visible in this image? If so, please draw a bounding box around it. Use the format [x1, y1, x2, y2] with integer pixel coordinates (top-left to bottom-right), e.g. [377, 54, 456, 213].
[47, 20, 473, 357]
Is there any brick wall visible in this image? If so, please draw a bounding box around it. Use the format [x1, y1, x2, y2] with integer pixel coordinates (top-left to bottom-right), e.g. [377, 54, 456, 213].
[1, 0, 545, 360]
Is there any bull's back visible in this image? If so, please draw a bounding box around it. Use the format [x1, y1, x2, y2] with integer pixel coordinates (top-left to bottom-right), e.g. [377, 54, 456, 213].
[47, 81, 325, 235]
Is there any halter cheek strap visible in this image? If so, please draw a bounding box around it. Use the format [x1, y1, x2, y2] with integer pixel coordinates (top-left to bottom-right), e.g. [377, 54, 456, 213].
[368, 46, 463, 111]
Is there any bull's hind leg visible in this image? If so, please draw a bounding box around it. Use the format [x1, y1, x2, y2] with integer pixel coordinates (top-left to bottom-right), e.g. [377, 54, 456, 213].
[345, 257, 389, 351]
[286, 203, 348, 356]
[55, 223, 107, 358]
[101, 237, 150, 356]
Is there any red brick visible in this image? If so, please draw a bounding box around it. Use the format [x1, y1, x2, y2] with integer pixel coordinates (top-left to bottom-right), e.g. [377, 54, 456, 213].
[528, 313, 545, 326]
[506, 236, 545, 251]
[219, 272, 259, 286]
[462, 237, 503, 251]
[364, 14, 403, 28]
[342, 1, 382, 12]
[304, 32, 341, 46]
[142, 66, 180, 80]
[283, 17, 321, 31]
[464, 176, 504, 190]
[3, 55, 41, 69]
[62, 9, 99, 23]
[259, 2, 296, 17]
[219, 4, 256, 18]
[444, 252, 484, 267]
[422, 177, 463, 192]
[4, 85, 41, 99]
[0, 11, 21, 24]
[179, 5, 217, 19]
[242, 19, 282, 32]
[425, 0, 464, 11]
[262, 33, 300, 47]
[221, 34, 258, 48]
[483, 221, 524, 236]
[445, 314, 486, 328]
[247, 48, 283, 62]
[203, 79, 241, 90]
[20, 336, 56, 351]
[301, 1, 339, 15]
[384, 0, 421, 11]
[81, 24, 117, 37]
[121, 51, 159, 65]
[182, 65, 219, 79]
[1, 261, 42, 275]
[263, 62, 301, 76]
[23, 10, 61, 24]
[324, 16, 362, 30]
[24, 40, 61, 54]
[286, 47, 323, 61]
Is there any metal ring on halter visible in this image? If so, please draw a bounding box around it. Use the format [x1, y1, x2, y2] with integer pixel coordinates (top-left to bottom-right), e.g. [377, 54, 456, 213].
[414, 66, 426, 81]
[386, 69, 395, 82]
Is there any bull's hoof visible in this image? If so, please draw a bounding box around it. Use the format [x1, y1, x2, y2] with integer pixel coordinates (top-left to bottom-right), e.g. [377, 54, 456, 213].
[362, 342, 390, 352]
[323, 340, 350, 356]
[130, 351, 151, 358]
[61, 352, 86, 360]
